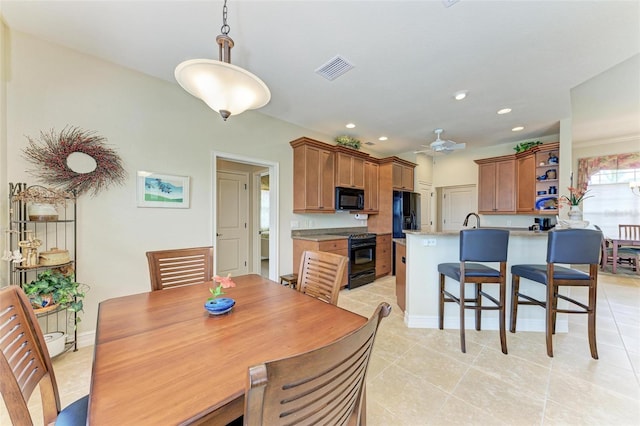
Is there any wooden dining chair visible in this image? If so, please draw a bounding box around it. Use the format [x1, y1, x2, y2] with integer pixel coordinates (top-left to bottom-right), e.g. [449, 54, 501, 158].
[146, 246, 213, 291]
[296, 250, 348, 305]
[0, 285, 88, 425]
[510, 229, 602, 359]
[243, 302, 391, 426]
[594, 225, 639, 274]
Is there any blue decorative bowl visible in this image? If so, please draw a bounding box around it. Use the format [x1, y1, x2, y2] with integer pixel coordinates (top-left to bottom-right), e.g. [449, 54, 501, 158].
[204, 298, 235, 315]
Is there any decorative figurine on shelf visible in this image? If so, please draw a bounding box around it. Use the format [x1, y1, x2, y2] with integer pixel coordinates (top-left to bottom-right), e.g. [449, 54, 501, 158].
[17, 230, 42, 267]
[1, 249, 25, 264]
[548, 152, 558, 164]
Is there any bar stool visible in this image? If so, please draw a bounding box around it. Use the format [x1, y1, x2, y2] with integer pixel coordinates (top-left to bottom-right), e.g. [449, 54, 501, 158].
[438, 229, 510, 354]
[279, 273, 298, 289]
[510, 229, 601, 359]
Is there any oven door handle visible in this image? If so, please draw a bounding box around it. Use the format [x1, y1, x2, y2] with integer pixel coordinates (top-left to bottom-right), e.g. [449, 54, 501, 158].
[350, 242, 376, 250]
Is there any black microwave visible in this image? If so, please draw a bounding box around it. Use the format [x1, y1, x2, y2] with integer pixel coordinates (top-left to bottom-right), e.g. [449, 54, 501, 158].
[335, 187, 364, 211]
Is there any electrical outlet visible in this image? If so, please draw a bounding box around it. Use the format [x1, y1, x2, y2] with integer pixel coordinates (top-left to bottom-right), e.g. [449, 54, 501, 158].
[291, 220, 299, 229]
[507, 220, 512, 226]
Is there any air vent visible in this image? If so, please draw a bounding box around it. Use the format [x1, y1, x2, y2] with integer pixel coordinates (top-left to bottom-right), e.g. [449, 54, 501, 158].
[364, 141, 375, 146]
[315, 55, 354, 81]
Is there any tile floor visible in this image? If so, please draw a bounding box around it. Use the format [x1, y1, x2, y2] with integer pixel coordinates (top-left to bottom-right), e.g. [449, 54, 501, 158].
[2, 272, 639, 425]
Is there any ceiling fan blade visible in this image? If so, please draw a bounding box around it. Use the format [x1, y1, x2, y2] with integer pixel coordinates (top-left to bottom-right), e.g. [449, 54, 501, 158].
[450, 142, 466, 150]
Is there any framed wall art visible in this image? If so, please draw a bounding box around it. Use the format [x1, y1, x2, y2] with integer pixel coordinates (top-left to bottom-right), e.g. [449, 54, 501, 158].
[137, 172, 190, 208]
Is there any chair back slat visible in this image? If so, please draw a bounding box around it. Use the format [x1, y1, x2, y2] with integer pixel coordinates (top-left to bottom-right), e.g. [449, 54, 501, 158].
[297, 251, 347, 305]
[619, 224, 640, 240]
[459, 229, 510, 262]
[547, 229, 601, 264]
[0, 286, 61, 425]
[244, 303, 391, 426]
[146, 247, 213, 291]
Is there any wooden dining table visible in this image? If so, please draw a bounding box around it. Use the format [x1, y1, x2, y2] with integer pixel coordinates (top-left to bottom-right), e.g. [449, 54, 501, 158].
[88, 274, 366, 425]
[611, 237, 640, 274]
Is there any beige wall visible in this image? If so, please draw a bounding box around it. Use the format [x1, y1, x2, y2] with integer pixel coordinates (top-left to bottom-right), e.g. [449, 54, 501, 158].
[2, 30, 363, 340]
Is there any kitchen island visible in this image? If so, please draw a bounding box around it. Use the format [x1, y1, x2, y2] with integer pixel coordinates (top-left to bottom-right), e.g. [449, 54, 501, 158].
[402, 229, 568, 333]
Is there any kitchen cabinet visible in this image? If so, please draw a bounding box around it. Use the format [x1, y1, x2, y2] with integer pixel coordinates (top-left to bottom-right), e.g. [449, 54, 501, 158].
[475, 155, 516, 214]
[395, 241, 406, 312]
[392, 162, 414, 191]
[367, 157, 416, 234]
[375, 233, 391, 277]
[516, 142, 559, 215]
[292, 238, 348, 288]
[363, 161, 379, 212]
[335, 149, 366, 189]
[291, 138, 335, 213]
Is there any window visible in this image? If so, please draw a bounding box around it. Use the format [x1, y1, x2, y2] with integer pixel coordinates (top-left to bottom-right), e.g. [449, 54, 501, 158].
[583, 167, 640, 237]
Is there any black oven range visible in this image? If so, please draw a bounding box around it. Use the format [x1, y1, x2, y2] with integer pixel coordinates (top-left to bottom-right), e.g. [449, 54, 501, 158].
[335, 232, 377, 289]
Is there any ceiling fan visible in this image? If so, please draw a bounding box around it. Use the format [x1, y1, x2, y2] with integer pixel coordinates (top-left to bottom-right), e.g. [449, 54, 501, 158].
[415, 128, 466, 155]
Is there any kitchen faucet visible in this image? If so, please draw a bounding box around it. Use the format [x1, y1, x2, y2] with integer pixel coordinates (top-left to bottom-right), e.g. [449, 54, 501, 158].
[463, 212, 480, 228]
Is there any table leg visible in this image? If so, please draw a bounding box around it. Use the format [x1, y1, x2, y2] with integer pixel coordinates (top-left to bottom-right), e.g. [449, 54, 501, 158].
[612, 242, 618, 274]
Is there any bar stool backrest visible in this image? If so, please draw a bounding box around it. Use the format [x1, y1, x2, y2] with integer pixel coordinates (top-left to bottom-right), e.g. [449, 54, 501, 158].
[459, 229, 509, 262]
[546, 229, 601, 265]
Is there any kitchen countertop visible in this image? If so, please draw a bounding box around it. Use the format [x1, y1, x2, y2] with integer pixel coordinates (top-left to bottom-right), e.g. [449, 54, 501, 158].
[404, 228, 550, 237]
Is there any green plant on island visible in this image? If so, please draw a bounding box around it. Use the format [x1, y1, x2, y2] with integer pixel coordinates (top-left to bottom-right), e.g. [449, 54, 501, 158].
[22, 270, 85, 321]
[513, 140, 542, 153]
[335, 135, 361, 150]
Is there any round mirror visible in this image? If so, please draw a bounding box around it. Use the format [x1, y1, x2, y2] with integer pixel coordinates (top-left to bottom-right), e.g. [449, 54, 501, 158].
[66, 152, 98, 174]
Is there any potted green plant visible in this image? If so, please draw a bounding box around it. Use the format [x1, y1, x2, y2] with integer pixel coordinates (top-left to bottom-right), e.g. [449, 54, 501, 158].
[22, 270, 85, 322]
[335, 135, 361, 150]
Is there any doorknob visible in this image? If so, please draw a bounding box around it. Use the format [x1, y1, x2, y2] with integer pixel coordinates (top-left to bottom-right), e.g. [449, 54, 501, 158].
[216, 233, 222, 237]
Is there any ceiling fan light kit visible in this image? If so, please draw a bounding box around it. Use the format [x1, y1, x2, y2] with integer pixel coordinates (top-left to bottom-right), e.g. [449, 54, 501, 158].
[415, 128, 466, 155]
[174, 0, 270, 121]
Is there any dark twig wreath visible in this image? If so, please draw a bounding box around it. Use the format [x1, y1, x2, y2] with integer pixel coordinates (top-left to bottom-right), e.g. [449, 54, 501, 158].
[23, 126, 126, 196]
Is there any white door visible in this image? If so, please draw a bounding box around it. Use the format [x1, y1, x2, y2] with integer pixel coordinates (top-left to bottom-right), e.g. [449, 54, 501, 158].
[217, 171, 249, 276]
[441, 185, 477, 231]
[417, 182, 433, 232]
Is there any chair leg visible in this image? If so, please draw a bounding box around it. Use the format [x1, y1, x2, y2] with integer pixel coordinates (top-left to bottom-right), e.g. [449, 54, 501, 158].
[499, 278, 507, 354]
[509, 275, 520, 333]
[545, 278, 555, 357]
[459, 279, 466, 353]
[475, 283, 482, 331]
[588, 273, 599, 359]
[438, 274, 445, 330]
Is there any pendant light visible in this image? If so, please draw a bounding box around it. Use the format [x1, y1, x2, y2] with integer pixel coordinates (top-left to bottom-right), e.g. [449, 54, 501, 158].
[175, 0, 270, 121]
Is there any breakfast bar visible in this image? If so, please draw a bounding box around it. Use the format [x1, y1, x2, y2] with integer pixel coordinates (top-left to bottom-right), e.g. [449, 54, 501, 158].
[402, 229, 568, 333]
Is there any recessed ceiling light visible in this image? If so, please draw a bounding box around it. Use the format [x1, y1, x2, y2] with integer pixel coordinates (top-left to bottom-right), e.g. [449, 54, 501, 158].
[345, 123, 356, 129]
[378, 136, 388, 141]
[512, 126, 524, 132]
[497, 108, 512, 115]
[454, 90, 468, 101]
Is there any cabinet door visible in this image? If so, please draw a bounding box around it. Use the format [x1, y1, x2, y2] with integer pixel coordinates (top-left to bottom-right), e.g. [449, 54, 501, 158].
[392, 163, 414, 191]
[336, 153, 365, 189]
[495, 160, 516, 212]
[395, 242, 406, 312]
[375, 234, 391, 277]
[320, 149, 335, 210]
[517, 154, 536, 213]
[477, 162, 497, 213]
[293, 144, 334, 213]
[364, 161, 379, 211]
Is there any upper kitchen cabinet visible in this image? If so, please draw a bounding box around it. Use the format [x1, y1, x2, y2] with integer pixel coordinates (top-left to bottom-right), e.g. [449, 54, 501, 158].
[363, 161, 379, 212]
[291, 137, 335, 213]
[391, 161, 415, 191]
[516, 142, 559, 215]
[474, 155, 516, 214]
[367, 157, 416, 234]
[335, 147, 367, 189]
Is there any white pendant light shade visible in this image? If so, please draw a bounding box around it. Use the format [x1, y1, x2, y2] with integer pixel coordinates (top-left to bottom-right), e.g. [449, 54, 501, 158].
[175, 59, 270, 119]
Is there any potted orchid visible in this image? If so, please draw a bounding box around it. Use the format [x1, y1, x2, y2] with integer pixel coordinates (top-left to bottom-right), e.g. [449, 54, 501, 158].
[560, 186, 593, 221]
[204, 274, 237, 315]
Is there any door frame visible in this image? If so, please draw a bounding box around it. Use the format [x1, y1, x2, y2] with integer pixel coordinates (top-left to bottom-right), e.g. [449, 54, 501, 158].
[212, 151, 279, 281]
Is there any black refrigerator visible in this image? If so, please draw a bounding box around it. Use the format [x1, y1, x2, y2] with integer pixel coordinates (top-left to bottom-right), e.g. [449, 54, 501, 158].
[393, 191, 420, 238]
[392, 191, 420, 274]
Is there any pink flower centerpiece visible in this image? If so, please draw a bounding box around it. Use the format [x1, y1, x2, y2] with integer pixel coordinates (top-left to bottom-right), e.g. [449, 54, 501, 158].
[209, 273, 236, 300]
